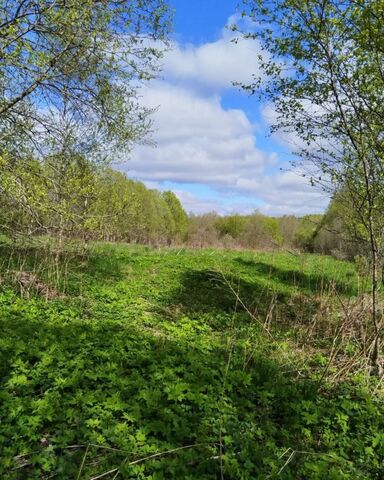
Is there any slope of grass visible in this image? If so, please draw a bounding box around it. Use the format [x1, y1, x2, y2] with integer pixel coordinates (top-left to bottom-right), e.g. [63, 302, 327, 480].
[0, 243, 382, 479]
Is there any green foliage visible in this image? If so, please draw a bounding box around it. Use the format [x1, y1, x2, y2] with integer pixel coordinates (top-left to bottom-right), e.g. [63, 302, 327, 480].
[0, 0, 172, 247]
[239, 0, 384, 369]
[312, 193, 363, 260]
[294, 215, 323, 252]
[0, 0, 171, 155]
[162, 191, 189, 241]
[215, 215, 246, 239]
[188, 212, 312, 251]
[241, 213, 283, 248]
[0, 243, 382, 478]
[0, 165, 188, 245]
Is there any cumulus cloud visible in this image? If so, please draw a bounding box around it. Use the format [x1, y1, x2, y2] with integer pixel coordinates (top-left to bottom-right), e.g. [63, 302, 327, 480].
[158, 14, 263, 93]
[163, 37, 262, 92]
[120, 17, 329, 216]
[172, 190, 227, 215]
[123, 82, 279, 188]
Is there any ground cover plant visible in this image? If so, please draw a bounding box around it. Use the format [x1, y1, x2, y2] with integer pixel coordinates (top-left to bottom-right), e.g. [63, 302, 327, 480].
[0, 242, 383, 479]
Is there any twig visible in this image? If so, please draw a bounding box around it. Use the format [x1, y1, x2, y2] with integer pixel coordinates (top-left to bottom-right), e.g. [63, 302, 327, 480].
[277, 449, 296, 475]
[76, 443, 90, 480]
[89, 443, 216, 480]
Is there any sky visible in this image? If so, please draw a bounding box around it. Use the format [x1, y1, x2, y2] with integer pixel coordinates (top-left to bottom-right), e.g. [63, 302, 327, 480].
[118, 0, 330, 216]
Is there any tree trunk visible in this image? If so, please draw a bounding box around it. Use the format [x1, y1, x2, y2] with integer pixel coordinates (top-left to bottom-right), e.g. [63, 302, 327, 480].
[370, 245, 381, 375]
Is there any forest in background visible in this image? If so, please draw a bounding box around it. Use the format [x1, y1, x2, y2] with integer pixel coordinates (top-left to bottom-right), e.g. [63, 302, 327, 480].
[0, 158, 360, 259]
[0, 0, 376, 264]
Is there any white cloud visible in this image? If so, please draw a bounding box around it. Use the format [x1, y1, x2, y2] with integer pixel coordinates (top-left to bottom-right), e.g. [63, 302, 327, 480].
[173, 190, 226, 215]
[263, 174, 329, 216]
[119, 18, 330, 217]
[163, 36, 262, 92]
[261, 100, 339, 159]
[124, 82, 274, 186]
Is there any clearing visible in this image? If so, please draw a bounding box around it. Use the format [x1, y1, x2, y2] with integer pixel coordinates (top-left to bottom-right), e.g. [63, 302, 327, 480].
[0, 243, 383, 479]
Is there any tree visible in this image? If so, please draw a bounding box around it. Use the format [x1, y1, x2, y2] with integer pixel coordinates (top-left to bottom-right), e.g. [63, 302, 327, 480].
[215, 215, 246, 240]
[162, 191, 189, 243]
[239, 0, 384, 372]
[0, 0, 171, 243]
[0, 0, 171, 157]
[86, 171, 189, 245]
[239, 213, 282, 249]
[312, 191, 363, 259]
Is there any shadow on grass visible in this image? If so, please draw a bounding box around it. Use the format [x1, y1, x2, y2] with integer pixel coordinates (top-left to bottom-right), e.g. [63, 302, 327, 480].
[1, 304, 377, 480]
[235, 258, 357, 296]
[83, 250, 125, 281]
[167, 269, 240, 314]
[168, 268, 319, 325]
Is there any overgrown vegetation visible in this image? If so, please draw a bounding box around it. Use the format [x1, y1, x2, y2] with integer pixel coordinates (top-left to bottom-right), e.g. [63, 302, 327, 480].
[0, 166, 188, 245]
[0, 242, 383, 479]
[239, 0, 384, 373]
[1, 0, 384, 477]
[186, 211, 336, 255]
[0, 153, 353, 252]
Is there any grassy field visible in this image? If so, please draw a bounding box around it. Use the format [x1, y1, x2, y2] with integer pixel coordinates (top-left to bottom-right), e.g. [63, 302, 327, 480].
[0, 242, 383, 479]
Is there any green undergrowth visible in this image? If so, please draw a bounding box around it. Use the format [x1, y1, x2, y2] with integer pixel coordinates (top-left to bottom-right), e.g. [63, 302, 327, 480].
[0, 242, 382, 479]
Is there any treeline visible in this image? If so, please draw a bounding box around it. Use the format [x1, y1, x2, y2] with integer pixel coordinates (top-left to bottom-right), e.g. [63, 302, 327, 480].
[186, 212, 322, 251]
[91, 171, 188, 244]
[0, 0, 173, 247]
[304, 192, 367, 261]
[186, 203, 362, 261]
[0, 0, 362, 260]
[0, 159, 187, 245]
[0, 153, 359, 257]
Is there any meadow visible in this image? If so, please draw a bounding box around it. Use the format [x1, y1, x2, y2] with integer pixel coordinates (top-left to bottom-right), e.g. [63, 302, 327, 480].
[0, 242, 383, 479]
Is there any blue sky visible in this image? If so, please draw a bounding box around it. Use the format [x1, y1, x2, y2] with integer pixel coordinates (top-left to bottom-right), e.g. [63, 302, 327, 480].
[121, 1, 329, 216]
[170, 0, 240, 43]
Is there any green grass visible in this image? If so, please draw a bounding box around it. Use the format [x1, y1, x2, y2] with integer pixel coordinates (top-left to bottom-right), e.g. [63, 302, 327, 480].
[0, 243, 382, 479]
